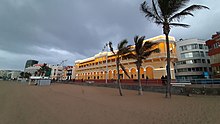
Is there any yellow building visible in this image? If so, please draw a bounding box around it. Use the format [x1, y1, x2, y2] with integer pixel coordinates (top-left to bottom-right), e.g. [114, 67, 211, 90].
[75, 35, 177, 81]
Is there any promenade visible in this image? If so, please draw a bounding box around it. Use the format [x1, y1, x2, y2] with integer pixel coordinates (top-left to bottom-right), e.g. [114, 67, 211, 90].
[0, 81, 220, 124]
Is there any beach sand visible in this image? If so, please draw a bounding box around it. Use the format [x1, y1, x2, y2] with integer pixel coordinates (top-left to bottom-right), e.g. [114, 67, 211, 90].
[0, 81, 219, 124]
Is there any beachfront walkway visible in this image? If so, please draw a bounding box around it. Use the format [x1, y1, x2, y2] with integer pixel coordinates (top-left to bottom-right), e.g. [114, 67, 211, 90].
[0, 81, 220, 124]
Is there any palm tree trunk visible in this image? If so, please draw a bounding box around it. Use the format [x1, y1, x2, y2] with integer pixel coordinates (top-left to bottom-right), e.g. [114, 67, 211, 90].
[116, 58, 123, 96]
[137, 64, 143, 95]
[165, 33, 171, 98]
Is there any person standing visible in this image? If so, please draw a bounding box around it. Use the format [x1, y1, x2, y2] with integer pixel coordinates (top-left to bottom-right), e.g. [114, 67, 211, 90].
[161, 75, 165, 86]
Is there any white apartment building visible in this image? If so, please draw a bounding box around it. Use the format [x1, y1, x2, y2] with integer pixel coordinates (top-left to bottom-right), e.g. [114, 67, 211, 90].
[50, 65, 63, 80]
[24, 64, 41, 76]
[175, 39, 212, 80]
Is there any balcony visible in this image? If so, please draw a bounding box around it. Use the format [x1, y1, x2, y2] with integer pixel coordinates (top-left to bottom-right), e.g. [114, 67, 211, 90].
[76, 52, 177, 71]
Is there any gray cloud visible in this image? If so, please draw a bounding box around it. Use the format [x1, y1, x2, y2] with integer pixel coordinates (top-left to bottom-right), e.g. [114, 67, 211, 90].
[0, 0, 219, 70]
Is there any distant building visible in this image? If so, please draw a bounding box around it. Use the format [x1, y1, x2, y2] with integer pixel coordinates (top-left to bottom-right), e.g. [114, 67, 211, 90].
[24, 64, 43, 76]
[206, 32, 220, 78]
[50, 65, 63, 80]
[72, 66, 75, 79]
[62, 66, 74, 80]
[7, 71, 22, 80]
[175, 39, 211, 80]
[25, 60, 38, 68]
[0, 70, 22, 80]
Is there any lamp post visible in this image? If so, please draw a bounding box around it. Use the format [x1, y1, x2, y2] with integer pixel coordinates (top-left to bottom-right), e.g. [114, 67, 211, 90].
[102, 43, 108, 84]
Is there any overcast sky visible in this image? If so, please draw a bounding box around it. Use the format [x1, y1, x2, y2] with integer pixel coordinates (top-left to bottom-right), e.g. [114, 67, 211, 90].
[0, 0, 219, 70]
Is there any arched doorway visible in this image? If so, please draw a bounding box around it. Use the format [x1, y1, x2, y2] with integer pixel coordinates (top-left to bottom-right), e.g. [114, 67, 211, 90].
[124, 68, 129, 79]
[113, 70, 117, 79]
[108, 70, 113, 79]
[100, 71, 104, 79]
[93, 72, 96, 79]
[146, 67, 154, 79]
[119, 69, 123, 79]
[130, 68, 137, 79]
[140, 67, 145, 79]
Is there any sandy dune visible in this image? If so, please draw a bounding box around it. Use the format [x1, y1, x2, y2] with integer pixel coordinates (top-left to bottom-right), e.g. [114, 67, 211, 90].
[0, 81, 219, 124]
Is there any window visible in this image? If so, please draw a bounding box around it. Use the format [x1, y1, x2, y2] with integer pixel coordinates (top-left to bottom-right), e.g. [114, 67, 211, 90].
[191, 44, 198, 49]
[207, 59, 210, 63]
[214, 42, 220, 48]
[142, 74, 144, 79]
[200, 51, 205, 57]
[186, 60, 193, 64]
[193, 51, 200, 57]
[199, 44, 203, 49]
[188, 68, 192, 72]
[205, 52, 208, 56]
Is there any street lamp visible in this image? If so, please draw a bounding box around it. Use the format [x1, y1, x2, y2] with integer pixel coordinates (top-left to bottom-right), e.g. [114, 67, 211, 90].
[102, 43, 109, 84]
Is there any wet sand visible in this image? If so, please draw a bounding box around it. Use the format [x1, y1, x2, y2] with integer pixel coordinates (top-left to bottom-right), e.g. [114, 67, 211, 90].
[0, 81, 219, 124]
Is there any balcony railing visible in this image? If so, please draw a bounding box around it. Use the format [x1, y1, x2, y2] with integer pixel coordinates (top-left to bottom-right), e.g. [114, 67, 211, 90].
[76, 52, 177, 70]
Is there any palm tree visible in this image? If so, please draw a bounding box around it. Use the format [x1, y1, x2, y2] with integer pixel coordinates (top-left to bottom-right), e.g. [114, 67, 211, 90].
[140, 0, 209, 98]
[38, 63, 51, 77]
[127, 35, 159, 95]
[109, 40, 130, 96]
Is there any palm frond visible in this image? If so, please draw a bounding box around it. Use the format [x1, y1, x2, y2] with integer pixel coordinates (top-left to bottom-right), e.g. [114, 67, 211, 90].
[119, 63, 130, 79]
[152, 0, 163, 22]
[140, 1, 162, 23]
[169, 23, 190, 28]
[158, 0, 189, 18]
[119, 47, 130, 55]
[135, 36, 145, 55]
[134, 35, 138, 44]
[125, 52, 137, 59]
[169, 12, 193, 22]
[168, 0, 189, 15]
[117, 39, 128, 50]
[143, 48, 160, 58]
[141, 41, 158, 54]
[108, 41, 116, 55]
[180, 4, 209, 13]
[169, 4, 209, 22]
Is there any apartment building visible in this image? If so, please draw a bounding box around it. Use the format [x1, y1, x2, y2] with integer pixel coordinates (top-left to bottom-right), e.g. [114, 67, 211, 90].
[206, 32, 220, 78]
[175, 39, 211, 80]
[50, 65, 63, 80]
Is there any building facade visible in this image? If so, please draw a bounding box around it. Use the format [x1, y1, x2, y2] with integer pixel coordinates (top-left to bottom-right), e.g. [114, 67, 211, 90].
[62, 66, 74, 80]
[175, 39, 211, 80]
[75, 35, 177, 81]
[25, 60, 38, 68]
[0, 70, 22, 80]
[24, 64, 44, 76]
[50, 65, 63, 80]
[7, 71, 22, 80]
[206, 32, 220, 78]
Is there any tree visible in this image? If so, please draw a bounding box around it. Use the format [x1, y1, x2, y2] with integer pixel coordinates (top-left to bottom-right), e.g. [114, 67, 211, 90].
[140, 0, 209, 98]
[37, 63, 51, 77]
[109, 40, 131, 96]
[127, 35, 159, 95]
[20, 72, 24, 78]
[20, 72, 32, 79]
[24, 72, 32, 79]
